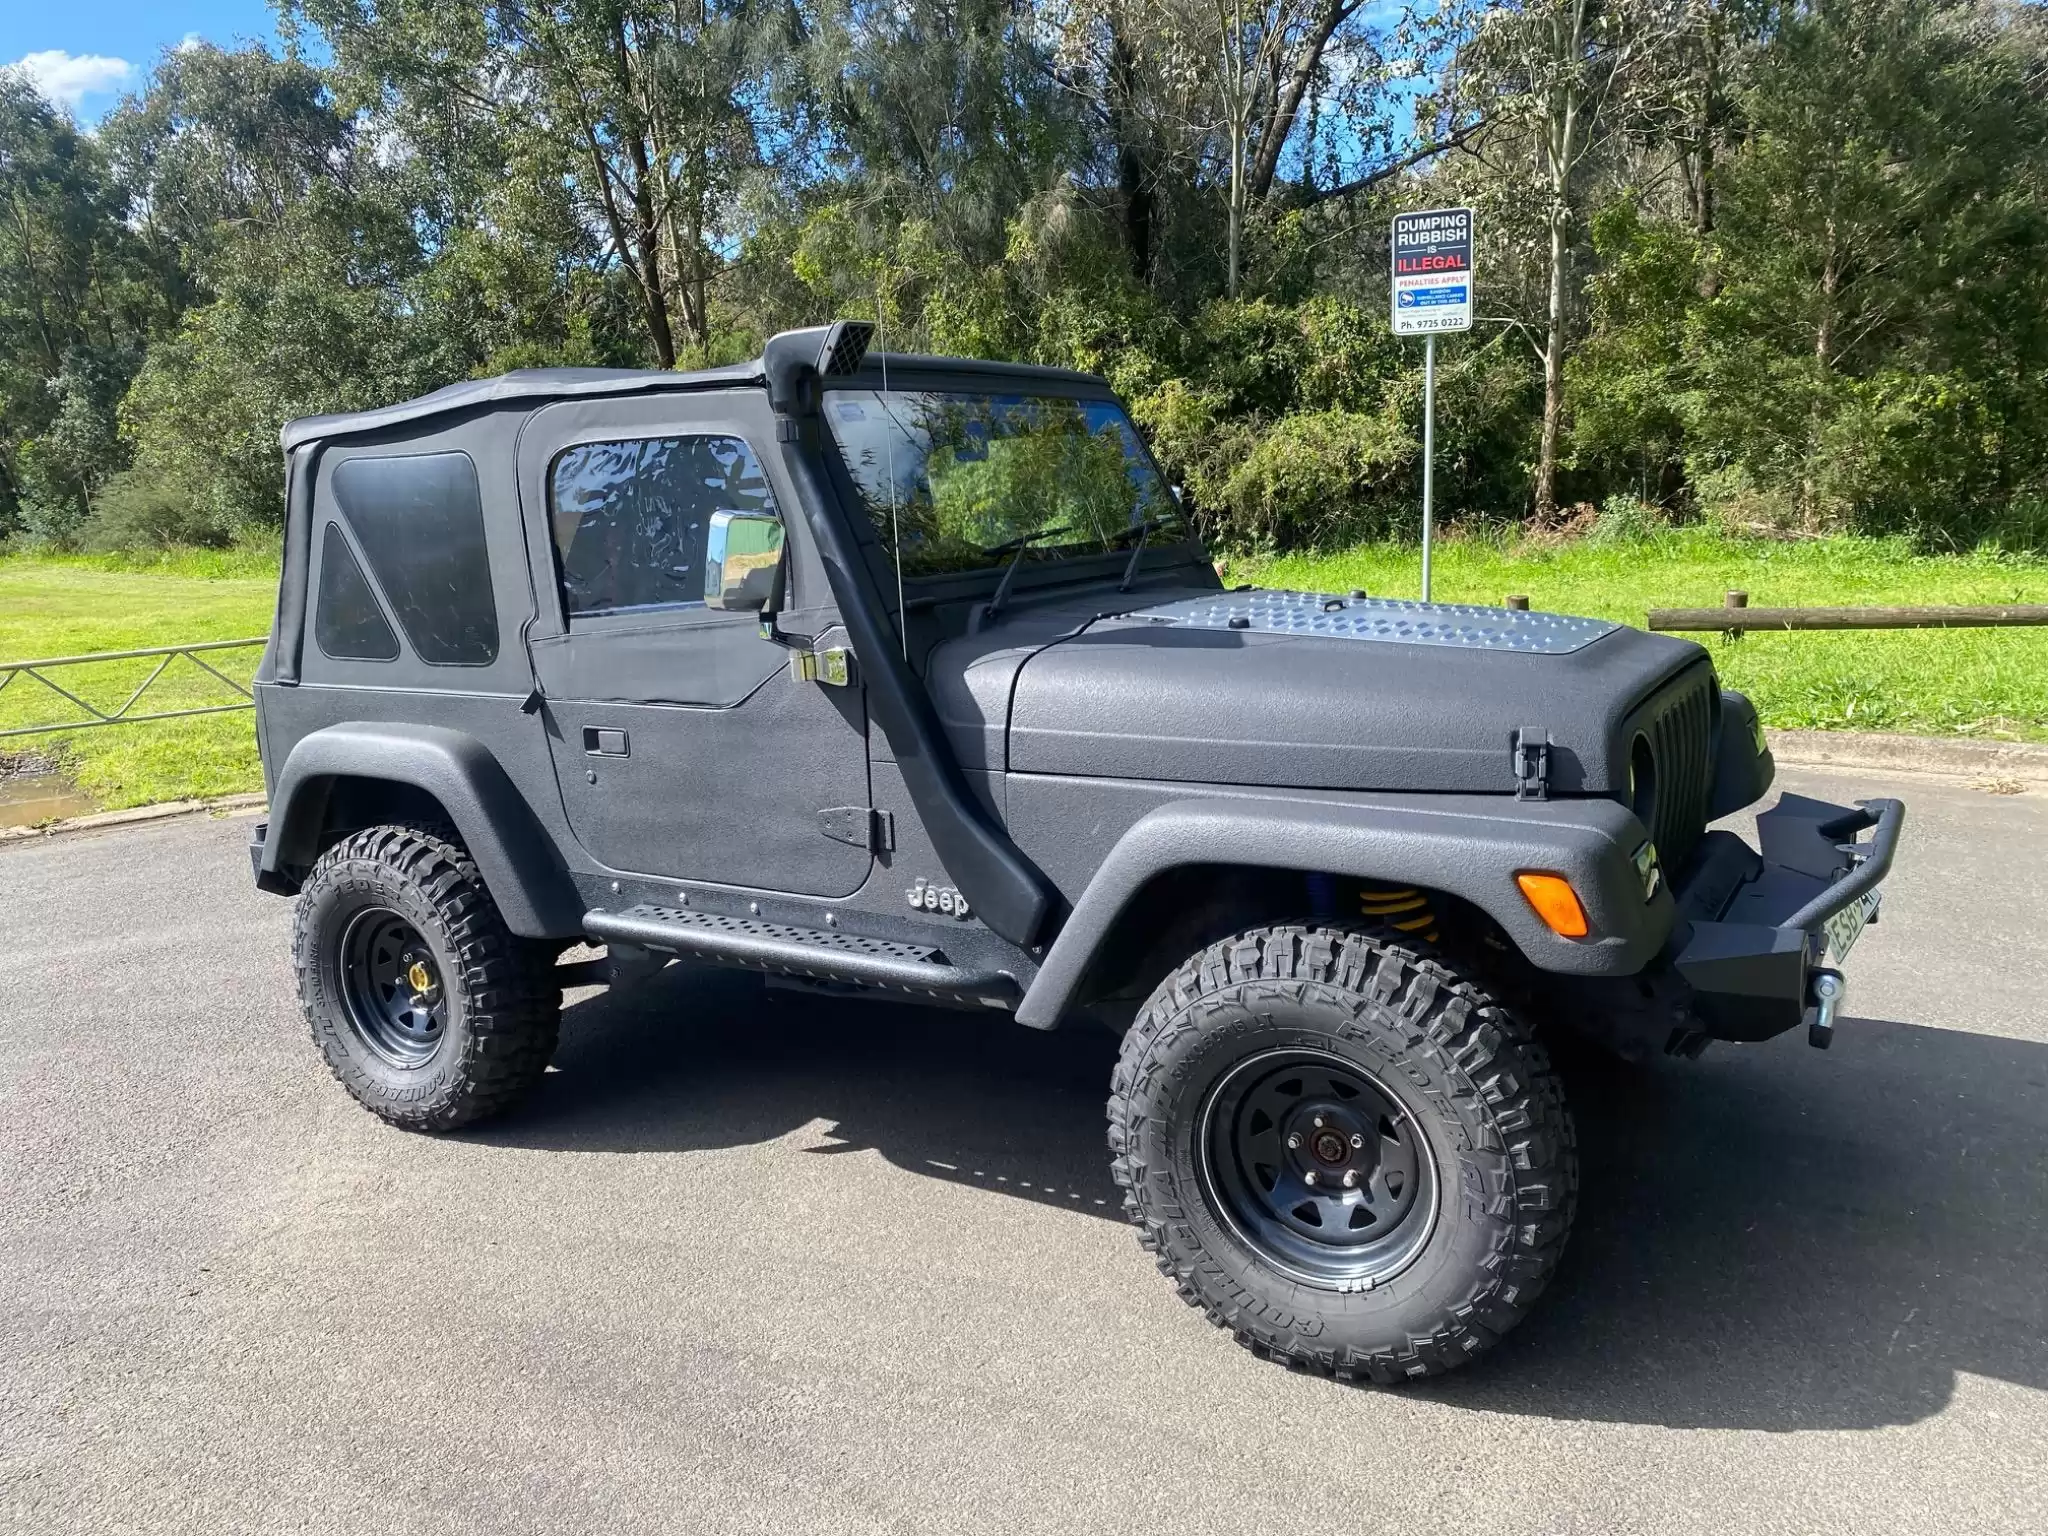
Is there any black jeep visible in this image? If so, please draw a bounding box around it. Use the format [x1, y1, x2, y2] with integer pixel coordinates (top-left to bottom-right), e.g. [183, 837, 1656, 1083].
[249, 322, 1904, 1381]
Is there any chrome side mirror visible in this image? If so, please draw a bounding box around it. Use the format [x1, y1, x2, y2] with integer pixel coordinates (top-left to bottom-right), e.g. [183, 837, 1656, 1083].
[705, 510, 785, 610]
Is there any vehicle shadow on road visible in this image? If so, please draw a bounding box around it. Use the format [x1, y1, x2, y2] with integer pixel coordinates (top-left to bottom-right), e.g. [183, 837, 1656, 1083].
[475, 962, 2048, 1432]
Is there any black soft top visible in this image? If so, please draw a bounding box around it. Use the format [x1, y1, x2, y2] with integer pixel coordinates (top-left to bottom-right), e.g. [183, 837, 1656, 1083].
[278, 352, 1109, 451]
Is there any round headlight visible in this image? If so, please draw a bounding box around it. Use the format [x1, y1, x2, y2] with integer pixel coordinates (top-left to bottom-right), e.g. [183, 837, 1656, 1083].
[1629, 733, 1658, 832]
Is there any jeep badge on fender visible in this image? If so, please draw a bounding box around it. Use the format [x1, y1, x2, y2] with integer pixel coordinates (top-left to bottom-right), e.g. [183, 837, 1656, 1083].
[908, 879, 971, 919]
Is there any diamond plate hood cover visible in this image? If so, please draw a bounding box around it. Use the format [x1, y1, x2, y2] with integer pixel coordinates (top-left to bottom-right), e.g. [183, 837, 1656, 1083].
[988, 585, 1708, 796]
[1124, 590, 1620, 655]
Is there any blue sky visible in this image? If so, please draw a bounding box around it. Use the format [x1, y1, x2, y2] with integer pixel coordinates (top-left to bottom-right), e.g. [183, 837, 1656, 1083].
[2, 0, 284, 123]
[7, 0, 1434, 169]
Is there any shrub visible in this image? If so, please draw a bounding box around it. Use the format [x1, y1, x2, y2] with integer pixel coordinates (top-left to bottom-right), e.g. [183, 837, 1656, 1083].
[80, 467, 244, 550]
[1589, 492, 1672, 545]
[1215, 409, 1416, 550]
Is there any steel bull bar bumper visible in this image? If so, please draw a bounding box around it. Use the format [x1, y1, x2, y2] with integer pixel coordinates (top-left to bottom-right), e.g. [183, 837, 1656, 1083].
[1668, 794, 1906, 1048]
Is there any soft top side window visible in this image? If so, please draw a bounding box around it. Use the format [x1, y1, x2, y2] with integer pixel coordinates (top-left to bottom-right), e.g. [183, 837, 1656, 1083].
[549, 435, 776, 619]
[314, 522, 401, 662]
[331, 450, 498, 666]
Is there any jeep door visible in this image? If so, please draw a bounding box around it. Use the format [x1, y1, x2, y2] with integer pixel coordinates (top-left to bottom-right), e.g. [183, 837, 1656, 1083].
[515, 390, 873, 898]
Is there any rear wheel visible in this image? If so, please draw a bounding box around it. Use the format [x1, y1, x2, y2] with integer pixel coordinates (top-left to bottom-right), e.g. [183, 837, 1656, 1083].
[1108, 923, 1576, 1382]
[293, 824, 560, 1131]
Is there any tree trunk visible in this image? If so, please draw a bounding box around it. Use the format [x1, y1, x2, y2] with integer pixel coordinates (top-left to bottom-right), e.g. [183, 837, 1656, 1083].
[597, 15, 677, 369]
[625, 133, 677, 369]
[1816, 214, 1839, 368]
[1694, 24, 1717, 238]
[1227, 124, 1244, 298]
[1693, 0, 1722, 297]
[690, 195, 709, 354]
[1534, 0, 1586, 522]
[1247, 1, 1353, 200]
[1537, 204, 1569, 520]
[1107, 20, 1153, 281]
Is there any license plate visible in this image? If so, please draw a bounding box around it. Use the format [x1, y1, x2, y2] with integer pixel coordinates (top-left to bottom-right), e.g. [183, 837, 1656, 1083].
[1823, 888, 1883, 963]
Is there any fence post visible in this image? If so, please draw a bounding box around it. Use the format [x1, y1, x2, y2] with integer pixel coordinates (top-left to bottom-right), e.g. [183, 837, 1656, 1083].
[1724, 589, 1748, 640]
[1505, 594, 1530, 611]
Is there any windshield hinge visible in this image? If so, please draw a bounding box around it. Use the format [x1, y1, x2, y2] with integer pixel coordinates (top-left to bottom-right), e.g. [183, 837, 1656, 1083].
[790, 646, 854, 687]
[1512, 728, 1553, 801]
[819, 806, 893, 852]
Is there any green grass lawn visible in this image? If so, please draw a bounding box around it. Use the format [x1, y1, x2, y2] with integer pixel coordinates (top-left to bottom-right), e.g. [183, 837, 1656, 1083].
[1248, 531, 2048, 741]
[1, 553, 278, 810]
[3, 531, 2045, 815]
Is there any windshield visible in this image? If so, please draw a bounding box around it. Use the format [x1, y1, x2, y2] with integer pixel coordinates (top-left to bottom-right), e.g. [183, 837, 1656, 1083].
[823, 389, 1181, 578]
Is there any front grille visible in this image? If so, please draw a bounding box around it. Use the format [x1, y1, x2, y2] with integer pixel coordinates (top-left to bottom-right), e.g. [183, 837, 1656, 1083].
[1639, 665, 1718, 869]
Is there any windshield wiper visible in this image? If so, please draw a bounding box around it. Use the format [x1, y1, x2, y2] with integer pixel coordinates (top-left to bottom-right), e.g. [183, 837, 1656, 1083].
[980, 523, 1077, 626]
[979, 513, 1180, 626]
[1114, 514, 1180, 593]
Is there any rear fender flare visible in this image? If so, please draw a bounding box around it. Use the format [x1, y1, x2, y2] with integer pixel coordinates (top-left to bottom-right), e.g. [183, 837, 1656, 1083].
[262, 722, 582, 938]
[1013, 792, 1671, 1029]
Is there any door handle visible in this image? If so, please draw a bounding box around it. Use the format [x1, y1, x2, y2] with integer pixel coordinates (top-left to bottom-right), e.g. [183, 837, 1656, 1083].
[583, 727, 630, 756]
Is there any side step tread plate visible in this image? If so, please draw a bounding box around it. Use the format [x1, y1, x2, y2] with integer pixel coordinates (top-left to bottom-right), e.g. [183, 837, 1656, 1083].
[583, 904, 1018, 1004]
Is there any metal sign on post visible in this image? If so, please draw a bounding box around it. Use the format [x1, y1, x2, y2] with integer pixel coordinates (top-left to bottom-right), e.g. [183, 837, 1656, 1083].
[1391, 207, 1473, 602]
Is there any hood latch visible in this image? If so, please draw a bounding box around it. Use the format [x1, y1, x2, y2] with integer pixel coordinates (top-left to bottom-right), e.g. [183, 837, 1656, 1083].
[1513, 728, 1553, 801]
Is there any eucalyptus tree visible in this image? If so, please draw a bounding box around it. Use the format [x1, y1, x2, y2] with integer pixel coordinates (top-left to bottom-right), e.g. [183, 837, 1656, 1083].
[1695, 0, 2048, 531]
[1442, 0, 1682, 517]
[298, 0, 794, 366]
[0, 75, 160, 538]
[1042, 0, 1418, 292]
[804, 0, 1084, 265]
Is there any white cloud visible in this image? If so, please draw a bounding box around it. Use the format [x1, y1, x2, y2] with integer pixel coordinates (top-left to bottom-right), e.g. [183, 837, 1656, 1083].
[176, 34, 205, 54]
[4, 49, 134, 113]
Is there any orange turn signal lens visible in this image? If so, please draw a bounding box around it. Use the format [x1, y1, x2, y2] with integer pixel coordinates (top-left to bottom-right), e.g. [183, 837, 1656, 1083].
[1515, 872, 1589, 938]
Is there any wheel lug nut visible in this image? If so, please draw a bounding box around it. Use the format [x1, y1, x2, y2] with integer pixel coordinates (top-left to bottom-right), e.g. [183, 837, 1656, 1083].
[1313, 1116, 1325, 1129]
[1304, 1170, 1318, 1186]
[1350, 1133, 1365, 1149]
[1286, 1132, 1303, 1149]
[1342, 1169, 1358, 1188]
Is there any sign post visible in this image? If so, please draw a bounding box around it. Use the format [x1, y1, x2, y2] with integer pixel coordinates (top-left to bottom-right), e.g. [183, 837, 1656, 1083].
[1391, 207, 1473, 602]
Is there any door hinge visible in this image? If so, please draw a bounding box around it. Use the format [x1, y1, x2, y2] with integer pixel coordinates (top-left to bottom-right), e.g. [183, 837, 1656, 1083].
[789, 645, 853, 688]
[1513, 727, 1552, 801]
[818, 806, 893, 852]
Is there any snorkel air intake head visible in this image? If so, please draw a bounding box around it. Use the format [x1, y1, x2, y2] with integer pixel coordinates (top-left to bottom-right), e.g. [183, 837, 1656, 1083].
[762, 321, 875, 416]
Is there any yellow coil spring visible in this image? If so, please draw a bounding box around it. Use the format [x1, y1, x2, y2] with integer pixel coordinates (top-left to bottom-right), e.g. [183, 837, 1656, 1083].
[1359, 886, 1440, 944]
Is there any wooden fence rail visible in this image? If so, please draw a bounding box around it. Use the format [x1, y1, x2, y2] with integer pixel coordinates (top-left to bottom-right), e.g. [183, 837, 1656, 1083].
[1645, 589, 2048, 635]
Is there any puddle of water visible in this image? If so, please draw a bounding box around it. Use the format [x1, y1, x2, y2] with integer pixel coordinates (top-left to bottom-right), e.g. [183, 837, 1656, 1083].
[0, 773, 99, 829]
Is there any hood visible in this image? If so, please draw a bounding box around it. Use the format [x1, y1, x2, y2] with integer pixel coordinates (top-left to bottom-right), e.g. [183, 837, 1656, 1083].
[933, 588, 1711, 797]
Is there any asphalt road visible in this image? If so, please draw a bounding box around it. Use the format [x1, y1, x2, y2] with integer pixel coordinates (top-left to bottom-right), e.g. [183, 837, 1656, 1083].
[3, 767, 2045, 1535]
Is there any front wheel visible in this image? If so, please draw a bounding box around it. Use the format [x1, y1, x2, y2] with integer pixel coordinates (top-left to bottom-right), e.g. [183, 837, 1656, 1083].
[1108, 924, 1576, 1382]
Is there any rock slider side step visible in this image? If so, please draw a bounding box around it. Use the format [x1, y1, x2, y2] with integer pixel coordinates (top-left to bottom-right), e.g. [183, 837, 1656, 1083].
[583, 904, 1020, 1004]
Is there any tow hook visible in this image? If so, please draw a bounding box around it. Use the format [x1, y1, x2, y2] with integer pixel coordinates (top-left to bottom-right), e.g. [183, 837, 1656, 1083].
[1806, 968, 1847, 1050]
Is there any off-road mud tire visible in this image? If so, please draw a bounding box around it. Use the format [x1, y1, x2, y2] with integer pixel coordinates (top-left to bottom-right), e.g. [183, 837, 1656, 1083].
[293, 824, 560, 1131]
[1108, 923, 1576, 1382]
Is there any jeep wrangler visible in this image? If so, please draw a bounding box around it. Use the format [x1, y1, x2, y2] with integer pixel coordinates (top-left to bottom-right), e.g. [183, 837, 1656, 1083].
[249, 322, 1904, 1382]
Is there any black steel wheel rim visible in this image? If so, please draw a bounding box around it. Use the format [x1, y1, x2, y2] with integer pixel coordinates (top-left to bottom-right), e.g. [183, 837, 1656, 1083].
[1196, 1048, 1438, 1288]
[337, 907, 447, 1068]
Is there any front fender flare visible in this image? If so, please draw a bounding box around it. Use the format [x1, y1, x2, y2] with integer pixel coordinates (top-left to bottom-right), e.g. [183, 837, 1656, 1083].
[262, 722, 582, 938]
[1013, 791, 1672, 1029]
